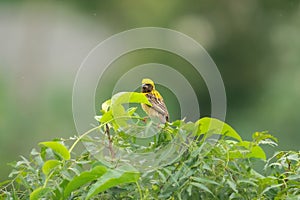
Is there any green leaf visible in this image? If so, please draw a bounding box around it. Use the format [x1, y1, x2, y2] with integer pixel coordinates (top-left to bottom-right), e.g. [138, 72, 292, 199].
[229, 150, 244, 160]
[30, 187, 51, 200]
[170, 119, 184, 127]
[111, 104, 128, 127]
[109, 92, 151, 128]
[39, 141, 70, 160]
[187, 184, 192, 196]
[190, 177, 220, 186]
[97, 92, 151, 128]
[111, 92, 151, 106]
[196, 117, 242, 141]
[99, 110, 113, 123]
[42, 160, 61, 176]
[237, 141, 266, 160]
[252, 131, 278, 144]
[102, 99, 111, 112]
[181, 121, 195, 132]
[237, 179, 258, 187]
[127, 107, 137, 116]
[227, 179, 238, 193]
[261, 183, 283, 195]
[157, 170, 167, 182]
[287, 174, 300, 180]
[86, 167, 140, 200]
[0, 180, 11, 187]
[190, 182, 214, 195]
[162, 168, 179, 186]
[258, 177, 278, 191]
[94, 115, 101, 122]
[64, 165, 107, 198]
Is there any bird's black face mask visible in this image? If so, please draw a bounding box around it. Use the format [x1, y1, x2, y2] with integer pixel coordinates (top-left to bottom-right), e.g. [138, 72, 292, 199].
[142, 84, 153, 93]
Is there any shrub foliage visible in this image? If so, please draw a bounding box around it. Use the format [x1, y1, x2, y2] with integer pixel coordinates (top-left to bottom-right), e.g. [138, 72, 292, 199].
[1, 92, 299, 199]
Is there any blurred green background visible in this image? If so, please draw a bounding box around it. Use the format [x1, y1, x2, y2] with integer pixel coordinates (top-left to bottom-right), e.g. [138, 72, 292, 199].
[1, 0, 300, 181]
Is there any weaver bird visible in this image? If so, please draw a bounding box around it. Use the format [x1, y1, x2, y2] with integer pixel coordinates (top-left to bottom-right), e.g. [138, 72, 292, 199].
[141, 78, 169, 123]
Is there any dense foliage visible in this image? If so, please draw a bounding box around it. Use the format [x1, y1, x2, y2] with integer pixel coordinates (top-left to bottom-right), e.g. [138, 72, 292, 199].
[1, 92, 299, 199]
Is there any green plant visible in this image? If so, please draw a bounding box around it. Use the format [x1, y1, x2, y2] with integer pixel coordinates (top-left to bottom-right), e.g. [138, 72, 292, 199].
[1, 92, 299, 199]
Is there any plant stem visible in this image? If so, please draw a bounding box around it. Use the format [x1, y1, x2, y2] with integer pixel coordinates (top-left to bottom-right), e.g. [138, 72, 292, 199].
[69, 125, 101, 153]
[105, 124, 115, 159]
[136, 181, 143, 200]
[69, 116, 142, 154]
[43, 170, 55, 188]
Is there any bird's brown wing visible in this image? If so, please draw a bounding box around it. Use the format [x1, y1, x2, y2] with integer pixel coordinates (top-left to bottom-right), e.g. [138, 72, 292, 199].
[146, 93, 169, 121]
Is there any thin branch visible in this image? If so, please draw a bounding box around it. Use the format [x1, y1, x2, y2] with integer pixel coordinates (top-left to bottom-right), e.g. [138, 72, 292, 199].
[105, 124, 115, 159]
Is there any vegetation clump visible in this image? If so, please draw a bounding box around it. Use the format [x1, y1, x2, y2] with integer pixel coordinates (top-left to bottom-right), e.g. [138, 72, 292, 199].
[1, 92, 299, 199]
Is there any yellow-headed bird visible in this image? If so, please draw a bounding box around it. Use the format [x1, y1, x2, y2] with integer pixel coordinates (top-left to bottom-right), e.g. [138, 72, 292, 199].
[141, 78, 169, 123]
